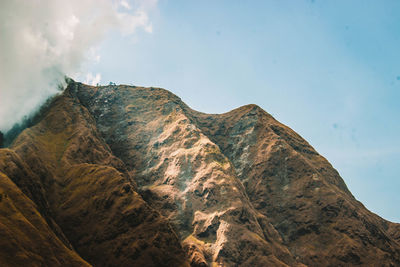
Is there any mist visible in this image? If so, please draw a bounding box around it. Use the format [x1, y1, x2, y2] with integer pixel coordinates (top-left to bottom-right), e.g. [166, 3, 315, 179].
[0, 0, 156, 132]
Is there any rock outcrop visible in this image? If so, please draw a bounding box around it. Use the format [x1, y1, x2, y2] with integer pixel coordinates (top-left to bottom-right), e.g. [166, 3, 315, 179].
[0, 80, 399, 266]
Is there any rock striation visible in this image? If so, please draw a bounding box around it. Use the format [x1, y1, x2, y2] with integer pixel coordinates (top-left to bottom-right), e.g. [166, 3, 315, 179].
[0, 80, 399, 266]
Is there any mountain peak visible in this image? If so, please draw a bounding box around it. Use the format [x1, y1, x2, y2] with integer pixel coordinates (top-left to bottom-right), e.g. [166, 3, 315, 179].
[0, 81, 399, 266]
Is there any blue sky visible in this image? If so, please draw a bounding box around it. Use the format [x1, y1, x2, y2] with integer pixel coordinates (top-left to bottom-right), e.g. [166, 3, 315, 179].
[84, 0, 400, 222]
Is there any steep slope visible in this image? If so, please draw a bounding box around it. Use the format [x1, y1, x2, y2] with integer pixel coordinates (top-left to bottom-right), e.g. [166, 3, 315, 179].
[0, 150, 89, 267]
[75, 83, 300, 266]
[0, 148, 71, 248]
[187, 104, 400, 266]
[1, 81, 399, 267]
[74, 82, 400, 266]
[3, 85, 189, 266]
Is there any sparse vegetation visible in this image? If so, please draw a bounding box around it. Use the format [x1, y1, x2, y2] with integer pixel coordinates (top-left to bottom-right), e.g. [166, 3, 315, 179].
[0, 131, 3, 148]
[2, 92, 58, 147]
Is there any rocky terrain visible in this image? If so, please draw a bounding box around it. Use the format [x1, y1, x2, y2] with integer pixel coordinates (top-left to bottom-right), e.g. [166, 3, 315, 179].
[0, 80, 399, 266]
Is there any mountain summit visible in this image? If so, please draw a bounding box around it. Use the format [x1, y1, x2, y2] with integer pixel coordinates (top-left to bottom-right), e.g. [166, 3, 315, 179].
[0, 81, 399, 266]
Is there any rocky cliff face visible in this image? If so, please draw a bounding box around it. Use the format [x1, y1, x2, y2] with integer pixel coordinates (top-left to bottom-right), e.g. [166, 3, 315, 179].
[0, 81, 399, 266]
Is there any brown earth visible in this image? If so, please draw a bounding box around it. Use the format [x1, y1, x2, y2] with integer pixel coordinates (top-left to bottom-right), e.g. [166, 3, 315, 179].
[0, 80, 399, 266]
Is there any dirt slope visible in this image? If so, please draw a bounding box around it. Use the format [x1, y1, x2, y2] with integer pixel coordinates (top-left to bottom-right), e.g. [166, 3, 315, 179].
[0, 151, 89, 266]
[2, 84, 188, 266]
[0, 81, 399, 266]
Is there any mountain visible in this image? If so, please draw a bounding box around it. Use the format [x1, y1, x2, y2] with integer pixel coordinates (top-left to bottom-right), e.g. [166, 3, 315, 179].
[0, 80, 399, 266]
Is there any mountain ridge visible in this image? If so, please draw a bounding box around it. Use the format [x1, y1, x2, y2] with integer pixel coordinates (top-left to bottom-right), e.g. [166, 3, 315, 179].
[0, 80, 399, 266]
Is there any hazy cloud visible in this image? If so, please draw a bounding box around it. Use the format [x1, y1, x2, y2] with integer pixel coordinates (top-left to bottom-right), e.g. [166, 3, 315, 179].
[85, 73, 102, 86]
[120, 0, 132, 10]
[0, 0, 156, 132]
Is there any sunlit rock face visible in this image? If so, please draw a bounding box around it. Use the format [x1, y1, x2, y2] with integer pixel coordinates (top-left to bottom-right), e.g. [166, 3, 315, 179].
[0, 81, 400, 266]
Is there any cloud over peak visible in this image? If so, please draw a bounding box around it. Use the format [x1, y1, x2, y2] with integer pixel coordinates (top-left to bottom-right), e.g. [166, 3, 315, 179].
[0, 0, 156, 132]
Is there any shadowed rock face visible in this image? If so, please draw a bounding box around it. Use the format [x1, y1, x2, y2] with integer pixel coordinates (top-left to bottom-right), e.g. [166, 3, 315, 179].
[0, 81, 399, 266]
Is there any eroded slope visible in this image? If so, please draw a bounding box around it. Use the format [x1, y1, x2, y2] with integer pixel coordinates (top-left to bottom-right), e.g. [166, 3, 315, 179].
[188, 104, 400, 266]
[2, 85, 189, 267]
[75, 83, 300, 266]
[0, 154, 89, 266]
[1, 81, 399, 267]
[74, 82, 400, 266]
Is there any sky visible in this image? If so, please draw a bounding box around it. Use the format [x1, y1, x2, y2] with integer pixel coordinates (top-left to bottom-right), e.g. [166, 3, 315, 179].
[1, 0, 399, 222]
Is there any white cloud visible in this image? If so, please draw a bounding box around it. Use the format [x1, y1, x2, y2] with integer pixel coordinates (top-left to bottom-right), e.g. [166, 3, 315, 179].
[145, 24, 153, 34]
[85, 73, 102, 86]
[120, 0, 132, 10]
[88, 47, 101, 63]
[0, 0, 156, 132]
